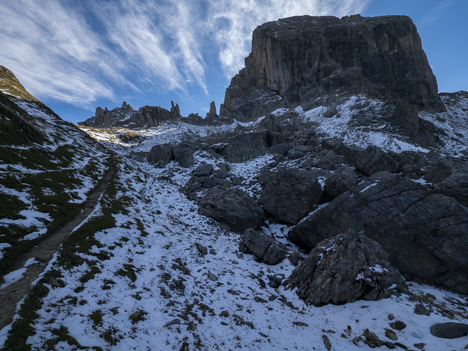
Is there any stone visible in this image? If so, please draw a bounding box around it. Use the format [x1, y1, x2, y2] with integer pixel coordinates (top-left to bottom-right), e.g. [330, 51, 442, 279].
[285, 233, 404, 306]
[389, 321, 406, 331]
[198, 187, 264, 233]
[240, 229, 286, 265]
[193, 164, 214, 177]
[323, 166, 359, 202]
[209, 131, 269, 162]
[195, 243, 207, 256]
[414, 303, 431, 316]
[322, 335, 332, 351]
[430, 322, 468, 339]
[310, 150, 347, 170]
[221, 15, 444, 121]
[147, 144, 173, 167]
[355, 145, 400, 176]
[287, 145, 311, 159]
[290, 172, 468, 294]
[259, 168, 324, 224]
[172, 142, 193, 168]
[385, 329, 398, 341]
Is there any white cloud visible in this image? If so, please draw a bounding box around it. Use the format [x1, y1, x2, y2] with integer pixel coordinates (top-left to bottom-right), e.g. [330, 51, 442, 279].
[0, 0, 370, 107]
[208, 0, 371, 78]
[0, 0, 118, 105]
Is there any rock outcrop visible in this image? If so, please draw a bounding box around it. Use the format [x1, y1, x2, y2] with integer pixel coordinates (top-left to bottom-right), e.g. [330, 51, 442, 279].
[198, 187, 264, 233]
[221, 15, 444, 121]
[285, 233, 404, 306]
[259, 168, 324, 224]
[79, 100, 181, 129]
[289, 172, 468, 294]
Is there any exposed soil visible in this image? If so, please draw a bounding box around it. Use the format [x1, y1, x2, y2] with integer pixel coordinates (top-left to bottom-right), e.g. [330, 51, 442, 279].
[0, 161, 117, 330]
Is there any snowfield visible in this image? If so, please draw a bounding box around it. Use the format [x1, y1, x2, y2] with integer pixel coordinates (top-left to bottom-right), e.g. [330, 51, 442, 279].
[2, 94, 468, 350]
[1, 160, 466, 350]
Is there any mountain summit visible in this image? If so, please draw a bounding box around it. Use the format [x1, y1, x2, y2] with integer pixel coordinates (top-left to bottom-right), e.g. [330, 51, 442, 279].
[221, 15, 444, 121]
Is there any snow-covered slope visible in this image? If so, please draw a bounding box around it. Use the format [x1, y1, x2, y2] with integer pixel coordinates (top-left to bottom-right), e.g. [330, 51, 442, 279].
[2, 158, 467, 350]
[2, 96, 467, 349]
[0, 72, 111, 274]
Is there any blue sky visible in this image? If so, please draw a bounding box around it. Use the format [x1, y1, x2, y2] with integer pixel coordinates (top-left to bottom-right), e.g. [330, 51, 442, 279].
[0, 0, 466, 124]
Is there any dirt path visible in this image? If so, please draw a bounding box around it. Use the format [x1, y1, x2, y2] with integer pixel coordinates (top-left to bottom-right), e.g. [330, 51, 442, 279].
[0, 161, 117, 330]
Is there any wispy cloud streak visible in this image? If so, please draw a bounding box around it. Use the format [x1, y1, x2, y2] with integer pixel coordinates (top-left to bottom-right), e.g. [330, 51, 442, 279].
[0, 0, 370, 106]
[208, 0, 371, 78]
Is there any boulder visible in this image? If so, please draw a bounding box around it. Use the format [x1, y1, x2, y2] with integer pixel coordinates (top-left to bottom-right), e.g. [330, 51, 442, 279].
[430, 322, 468, 339]
[147, 144, 173, 167]
[289, 172, 468, 294]
[240, 228, 286, 265]
[285, 233, 404, 306]
[259, 168, 324, 224]
[355, 145, 400, 176]
[209, 131, 269, 162]
[198, 187, 264, 232]
[172, 142, 193, 168]
[324, 167, 359, 202]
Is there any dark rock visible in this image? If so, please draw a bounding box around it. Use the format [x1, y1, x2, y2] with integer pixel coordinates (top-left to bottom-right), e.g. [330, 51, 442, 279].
[219, 310, 229, 318]
[147, 144, 173, 167]
[414, 303, 431, 316]
[310, 150, 347, 170]
[288, 251, 302, 266]
[193, 164, 214, 177]
[268, 274, 285, 288]
[222, 15, 444, 121]
[324, 167, 359, 202]
[287, 145, 311, 160]
[195, 243, 208, 257]
[290, 172, 468, 294]
[285, 233, 404, 306]
[259, 168, 324, 224]
[209, 131, 269, 162]
[385, 329, 398, 341]
[322, 335, 332, 351]
[414, 343, 425, 350]
[355, 145, 400, 176]
[240, 228, 286, 265]
[430, 322, 468, 339]
[362, 329, 383, 348]
[198, 188, 264, 232]
[172, 143, 193, 167]
[389, 321, 406, 331]
[205, 101, 218, 120]
[80, 100, 182, 128]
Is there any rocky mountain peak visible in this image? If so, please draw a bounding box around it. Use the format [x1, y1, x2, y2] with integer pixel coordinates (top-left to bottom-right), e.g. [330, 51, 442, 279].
[221, 14, 444, 121]
[0, 65, 38, 102]
[79, 100, 182, 129]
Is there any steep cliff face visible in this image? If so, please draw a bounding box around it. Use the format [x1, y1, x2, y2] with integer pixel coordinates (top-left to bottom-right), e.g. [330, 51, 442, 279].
[222, 15, 444, 120]
[80, 100, 181, 129]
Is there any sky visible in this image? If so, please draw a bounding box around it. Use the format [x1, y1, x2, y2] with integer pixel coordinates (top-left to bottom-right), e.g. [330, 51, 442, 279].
[0, 0, 467, 124]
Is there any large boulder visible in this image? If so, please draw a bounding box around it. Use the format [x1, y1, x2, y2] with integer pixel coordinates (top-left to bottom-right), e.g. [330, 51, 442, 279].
[354, 145, 400, 176]
[208, 131, 269, 162]
[259, 168, 324, 224]
[198, 187, 264, 232]
[147, 143, 173, 167]
[172, 142, 193, 168]
[285, 233, 404, 306]
[240, 228, 286, 265]
[289, 172, 468, 294]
